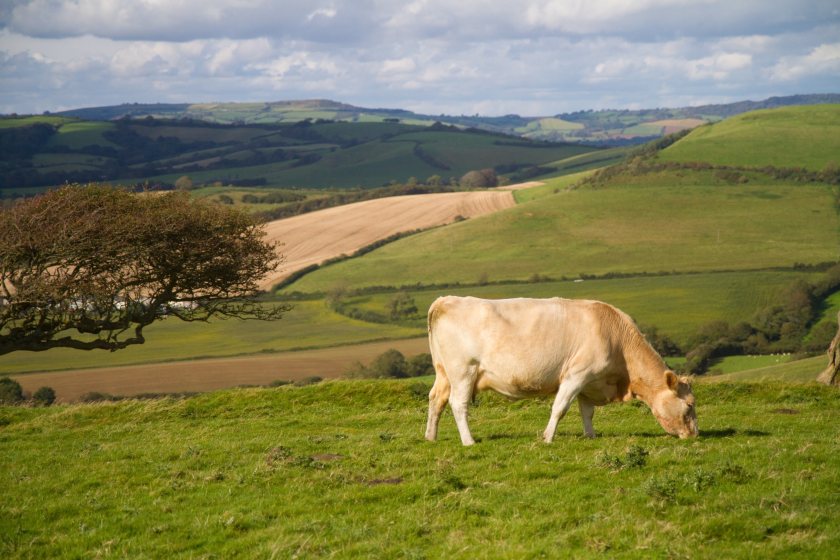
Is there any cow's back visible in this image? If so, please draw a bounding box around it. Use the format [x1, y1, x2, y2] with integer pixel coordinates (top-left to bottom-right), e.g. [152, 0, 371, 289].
[428, 296, 621, 398]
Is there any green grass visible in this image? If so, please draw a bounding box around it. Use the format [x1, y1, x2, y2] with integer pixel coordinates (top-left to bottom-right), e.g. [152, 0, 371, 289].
[286, 180, 839, 291]
[658, 105, 840, 170]
[704, 356, 826, 383]
[512, 171, 594, 203]
[707, 354, 797, 374]
[0, 115, 72, 128]
[1, 379, 838, 558]
[337, 271, 821, 347]
[516, 117, 584, 135]
[47, 121, 119, 149]
[0, 301, 423, 375]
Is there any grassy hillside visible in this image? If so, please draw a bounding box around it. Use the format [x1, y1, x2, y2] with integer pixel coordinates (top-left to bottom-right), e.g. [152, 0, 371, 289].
[285, 176, 838, 291]
[335, 271, 822, 347]
[0, 301, 422, 375]
[658, 104, 840, 170]
[2, 379, 838, 558]
[283, 105, 840, 297]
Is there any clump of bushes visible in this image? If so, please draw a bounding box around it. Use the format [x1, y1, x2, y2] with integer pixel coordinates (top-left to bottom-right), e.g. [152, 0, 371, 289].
[32, 386, 56, 406]
[0, 377, 24, 405]
[345, 350, 434, 379]
[0, 377, 56, 406]
[678, 264, 840, 374]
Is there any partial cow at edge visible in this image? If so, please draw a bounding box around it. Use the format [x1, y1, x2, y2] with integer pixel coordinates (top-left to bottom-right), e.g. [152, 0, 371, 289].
[425, 296, 698, 445]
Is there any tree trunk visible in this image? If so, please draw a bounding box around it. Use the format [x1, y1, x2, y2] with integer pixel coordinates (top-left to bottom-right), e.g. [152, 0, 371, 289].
[817, 310, 840, 386]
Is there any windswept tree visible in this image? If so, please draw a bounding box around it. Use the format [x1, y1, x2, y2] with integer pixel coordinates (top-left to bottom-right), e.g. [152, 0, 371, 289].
[0, 185, 288, 355]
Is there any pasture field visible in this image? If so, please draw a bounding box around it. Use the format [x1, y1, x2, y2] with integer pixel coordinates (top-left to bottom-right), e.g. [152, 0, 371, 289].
[538, 146, 631, 178]
[284, 178, 839, 292]
[0, 115, 73, 128]
[705, 356, 827, 383]
[658, 104, 840, 170]
[336, 270, 822, 347]
[1, 379, 838, 558]
[47, 121, 119, 149]
[0, 301, 423, 375]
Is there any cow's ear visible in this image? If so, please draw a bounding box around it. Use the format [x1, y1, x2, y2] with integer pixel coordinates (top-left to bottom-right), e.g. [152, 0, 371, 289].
[665, 370, 679, 390]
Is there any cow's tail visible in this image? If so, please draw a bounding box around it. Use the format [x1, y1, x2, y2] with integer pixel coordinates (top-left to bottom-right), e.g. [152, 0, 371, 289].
[427, 298, 451, 390]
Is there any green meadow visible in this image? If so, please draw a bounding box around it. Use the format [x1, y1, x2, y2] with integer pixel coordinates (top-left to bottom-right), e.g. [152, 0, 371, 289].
[337, 271, 822, 347]
[658, 104, 840, 170]
[47, 121, 119, 149]
[0, 301, 421, 375]
[2, 379, 838, 558]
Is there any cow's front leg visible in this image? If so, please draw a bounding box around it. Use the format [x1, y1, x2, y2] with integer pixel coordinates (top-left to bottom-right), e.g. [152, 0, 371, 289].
[543, 377, 584, 443]
[578, 397, 596, 438]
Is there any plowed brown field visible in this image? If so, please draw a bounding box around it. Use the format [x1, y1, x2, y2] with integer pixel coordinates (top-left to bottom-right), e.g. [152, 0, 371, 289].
[13, 337, 429, 402]
[260, 190, 516, 290]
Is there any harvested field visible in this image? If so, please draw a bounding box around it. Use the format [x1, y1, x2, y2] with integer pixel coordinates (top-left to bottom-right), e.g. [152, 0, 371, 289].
[650, 118, 707, 135]
[260, 190, 516, 290]
[12, 337, 429, 402]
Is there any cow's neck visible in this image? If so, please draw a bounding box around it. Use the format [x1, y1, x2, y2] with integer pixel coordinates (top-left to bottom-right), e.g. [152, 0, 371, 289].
[624, 338, 668, 405]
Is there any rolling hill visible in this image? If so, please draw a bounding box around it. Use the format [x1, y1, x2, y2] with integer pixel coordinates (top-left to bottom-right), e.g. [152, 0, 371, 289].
[0, 116, 597, 191]
[658, 104, 840, 170]
[51, 93, 840, 144]
[282, 104, 840, 291]
[5, 104, 840, 392]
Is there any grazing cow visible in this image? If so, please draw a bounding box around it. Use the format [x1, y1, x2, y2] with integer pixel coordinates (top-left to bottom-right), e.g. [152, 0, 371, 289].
[425, 296, 698, 445]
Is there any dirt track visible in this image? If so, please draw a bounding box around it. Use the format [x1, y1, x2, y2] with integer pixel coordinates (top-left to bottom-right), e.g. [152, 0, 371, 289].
[260, 190, 516, 290]
[13, 338, 430, 403]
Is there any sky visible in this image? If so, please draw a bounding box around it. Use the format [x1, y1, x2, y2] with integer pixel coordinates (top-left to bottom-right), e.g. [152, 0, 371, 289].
[1, 0, 839, 116]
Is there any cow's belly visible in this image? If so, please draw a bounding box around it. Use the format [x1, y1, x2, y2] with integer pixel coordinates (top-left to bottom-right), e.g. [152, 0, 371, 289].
[579, 372, 632, 405]
[475, 365, 561, 399]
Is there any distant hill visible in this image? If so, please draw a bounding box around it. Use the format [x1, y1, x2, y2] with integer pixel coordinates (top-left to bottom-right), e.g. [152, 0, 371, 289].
[0, 116, 599, 191]
[50, 94, 840, 145]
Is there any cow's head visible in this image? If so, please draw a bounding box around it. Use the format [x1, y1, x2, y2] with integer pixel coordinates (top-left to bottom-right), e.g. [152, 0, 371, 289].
[651, 371, 698, 438]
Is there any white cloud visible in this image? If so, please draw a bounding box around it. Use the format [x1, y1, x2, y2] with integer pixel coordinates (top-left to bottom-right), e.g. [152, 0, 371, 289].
[770, 42, 840, 81]
[0, 1, 838, 115]
[381, 57, 416, 75]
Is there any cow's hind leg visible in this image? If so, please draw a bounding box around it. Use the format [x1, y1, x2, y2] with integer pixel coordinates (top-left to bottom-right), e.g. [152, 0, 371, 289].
[543, 374, 586, 443]
[425, 364, 451, 441]
[448, 364, 478, 446]
[578, 397, 596, 438]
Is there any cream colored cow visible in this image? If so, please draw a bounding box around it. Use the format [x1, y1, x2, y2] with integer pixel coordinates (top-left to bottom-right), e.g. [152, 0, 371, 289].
[425, 296, 698, 445]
